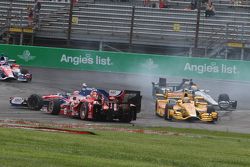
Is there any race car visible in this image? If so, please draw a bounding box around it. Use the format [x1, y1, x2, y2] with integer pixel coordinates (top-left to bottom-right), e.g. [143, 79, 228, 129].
[10, 85, 142, 123]
[152, 78, 237, 110]
[0, 55, 32, 82]
[155, 89, 218, 122]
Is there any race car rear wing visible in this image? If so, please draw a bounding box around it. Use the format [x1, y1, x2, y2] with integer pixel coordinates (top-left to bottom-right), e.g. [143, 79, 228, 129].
[123, 90, 142, 113]
[109, 90, 142, 113]
[152, 78, 179, 98]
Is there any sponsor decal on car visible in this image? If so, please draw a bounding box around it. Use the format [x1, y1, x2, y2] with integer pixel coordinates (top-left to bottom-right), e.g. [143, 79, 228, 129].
[11, 97, 24, 104]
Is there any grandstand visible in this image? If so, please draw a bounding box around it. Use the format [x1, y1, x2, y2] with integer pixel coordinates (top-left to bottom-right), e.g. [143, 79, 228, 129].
[0, 0, 250, 60]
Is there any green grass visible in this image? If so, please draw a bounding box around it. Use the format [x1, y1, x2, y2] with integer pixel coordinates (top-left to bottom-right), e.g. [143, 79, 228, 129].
[0, 127, 250, 167]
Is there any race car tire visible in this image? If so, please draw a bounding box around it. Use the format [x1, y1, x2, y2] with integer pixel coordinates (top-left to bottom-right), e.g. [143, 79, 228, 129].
[132, 107, 137, 121]
[119, 110, 133, 123]
[20, 68, 32, 82]
[207, 105, 215, 113]
[27, 94, 43, 110]
[164, 104, 173, 121]
[0, 70, 6, 78]
[79, 102, 89, 120]
[231, 101, 237, 109]
[218, 94, 231, 110]
[47, 99, 61, 115]
[20, 68, 29, 74]
[93, 104, 103, 121]
[155, 101, 159, 116]
[106, 111, 113, 122]
[213, 117, 218, 122]
[218, 94, 230, 102]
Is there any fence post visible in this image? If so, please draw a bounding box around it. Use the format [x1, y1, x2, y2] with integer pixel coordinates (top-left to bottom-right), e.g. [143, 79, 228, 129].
[194, 0, 201, 49]
[67, 0, 74, 47]
[19, 10, 24, 45]
[225, 23, 229, 59]
[240, 24, 244, 60]
[6, 0, 13, 44]
[129, 6, 135, 48]
[99, 41, 103, 51]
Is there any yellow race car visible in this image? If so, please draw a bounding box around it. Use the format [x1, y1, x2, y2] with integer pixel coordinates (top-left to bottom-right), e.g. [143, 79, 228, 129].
[155, 90, 218, 122]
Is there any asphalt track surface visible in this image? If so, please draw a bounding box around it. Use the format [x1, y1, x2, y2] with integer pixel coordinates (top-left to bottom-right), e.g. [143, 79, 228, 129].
[0, 67, 250, 134]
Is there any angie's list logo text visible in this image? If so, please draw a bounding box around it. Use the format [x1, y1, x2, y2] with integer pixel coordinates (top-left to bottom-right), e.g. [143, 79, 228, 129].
[184, 62, 239, 74]
[60, 53, 113, 66]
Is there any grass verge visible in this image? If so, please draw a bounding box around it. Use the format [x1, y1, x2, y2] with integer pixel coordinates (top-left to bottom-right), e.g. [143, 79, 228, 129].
[0, 126, 250, 167]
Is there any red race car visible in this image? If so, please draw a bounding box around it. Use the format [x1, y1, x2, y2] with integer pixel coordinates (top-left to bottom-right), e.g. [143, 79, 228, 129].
[10, 88, 142, 123]
[0, 56, 32, 82]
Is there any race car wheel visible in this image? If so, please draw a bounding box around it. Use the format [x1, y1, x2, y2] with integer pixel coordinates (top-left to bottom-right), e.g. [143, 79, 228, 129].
[231, 101, 237, 109]
[20, 68, 29, 74]
[132, 107, 137, 121]
[207, 105, 215, 113]
[213, 117, 218, 122]
[20, 69, 32, 82]
[47, 99, 61, 115]
[27, 94, 43, 110]
[79, 102, 89, 120]
[93, 104, 103, 121]
[106, 111, 113, 122]
[155, 101, 158, 116]
[119, 110, 133, 123]
[0, 69, 6, 78]
[218, 94, 230, 102]
[218, 94, 231, 110]
[164, 104, 172, 121]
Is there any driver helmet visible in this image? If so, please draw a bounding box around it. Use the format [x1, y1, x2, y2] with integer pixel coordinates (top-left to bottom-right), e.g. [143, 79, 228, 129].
[183, 81, 191, 89]
[11, 64, 20, 68]
[190, 84, 198, 91]
[73, 90, 80, 96]
[183, 97, 190, 103]
[90, 90, 98, 98]
[0, 56, 6, 62]
[0, 53, 5, 61]
[82, 83, 88, 89]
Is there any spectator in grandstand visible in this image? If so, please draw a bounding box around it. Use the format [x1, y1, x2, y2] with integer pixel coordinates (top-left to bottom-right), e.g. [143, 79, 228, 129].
[152, 2, 157, 8]
[144, 0, 166, 8]
[231, 0, 246, 6]
[149, 0, 159, 8]
[27, 6, 33, 27]
[159, 0, 168, 8]
[190, 0, 197, 10]
[34, 0, 41, 14]
[144, 0, 150, 7]
[231, 0, 240, 6]
[73, 0, 78, 6]
[205, 1, 215, 17]
[184, 0, 197, 10]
